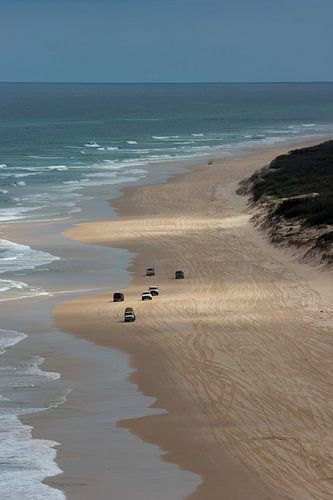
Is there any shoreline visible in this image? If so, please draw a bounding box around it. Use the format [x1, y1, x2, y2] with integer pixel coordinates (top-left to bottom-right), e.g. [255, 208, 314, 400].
[52, 138, 333, 499]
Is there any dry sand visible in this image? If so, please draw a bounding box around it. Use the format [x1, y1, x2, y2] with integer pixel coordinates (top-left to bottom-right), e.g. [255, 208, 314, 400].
[55, 144, 333, 500]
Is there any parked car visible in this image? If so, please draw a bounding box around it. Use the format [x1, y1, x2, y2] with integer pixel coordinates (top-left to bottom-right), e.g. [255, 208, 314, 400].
[124, 308, 135, 322]
[146, 267, 155, 276]
[148, 286, 159, 296]
[175, 270, 184, 279]
[142, 291, 153, 301]
[113, 292, 124, 302]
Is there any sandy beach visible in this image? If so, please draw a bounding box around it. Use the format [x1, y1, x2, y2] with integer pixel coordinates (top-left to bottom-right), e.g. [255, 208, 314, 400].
[50, 141, 333, 499]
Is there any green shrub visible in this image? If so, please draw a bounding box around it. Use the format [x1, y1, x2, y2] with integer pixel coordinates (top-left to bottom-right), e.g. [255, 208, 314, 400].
[249, 140, 333, 227]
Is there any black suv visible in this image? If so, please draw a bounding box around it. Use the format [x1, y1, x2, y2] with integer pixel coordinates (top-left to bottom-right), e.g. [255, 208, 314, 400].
[146, 267, 156, 276]
[113, 292, 124, 302]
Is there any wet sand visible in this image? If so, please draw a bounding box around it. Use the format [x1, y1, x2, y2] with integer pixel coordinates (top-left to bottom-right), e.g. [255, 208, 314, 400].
[54, 141, 333, 499]
[1, 201, 199, 500]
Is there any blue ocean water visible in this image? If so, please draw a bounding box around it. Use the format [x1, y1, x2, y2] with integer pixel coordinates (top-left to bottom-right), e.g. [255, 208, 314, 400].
[0, 83, 333, 498]
[1, 83, 333, 225]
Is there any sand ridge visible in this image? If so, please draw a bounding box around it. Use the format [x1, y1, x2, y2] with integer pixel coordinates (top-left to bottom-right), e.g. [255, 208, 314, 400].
[55, 144, 333, 500]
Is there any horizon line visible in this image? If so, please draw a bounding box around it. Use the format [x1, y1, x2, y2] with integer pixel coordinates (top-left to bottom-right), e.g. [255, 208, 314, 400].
[0, 80, 333, 85]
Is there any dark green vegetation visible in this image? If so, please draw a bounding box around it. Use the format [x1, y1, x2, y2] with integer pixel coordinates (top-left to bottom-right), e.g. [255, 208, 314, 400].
[249, 140, 333, 226]
[238, 140, 333, 266]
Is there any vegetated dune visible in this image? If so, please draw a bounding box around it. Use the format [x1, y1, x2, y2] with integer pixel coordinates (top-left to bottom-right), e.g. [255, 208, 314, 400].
[238, 140, 333, 267]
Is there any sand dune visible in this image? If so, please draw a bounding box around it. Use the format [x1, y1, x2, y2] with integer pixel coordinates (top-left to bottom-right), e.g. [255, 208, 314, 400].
[55, 145, 333, 499]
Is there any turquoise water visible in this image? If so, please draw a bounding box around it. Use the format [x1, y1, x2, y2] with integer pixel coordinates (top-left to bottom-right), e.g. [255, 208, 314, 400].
[1, 83, 333, 223]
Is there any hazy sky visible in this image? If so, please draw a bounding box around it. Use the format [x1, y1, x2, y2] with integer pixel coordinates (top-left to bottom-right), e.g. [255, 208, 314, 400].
[0, 0, 332, 82]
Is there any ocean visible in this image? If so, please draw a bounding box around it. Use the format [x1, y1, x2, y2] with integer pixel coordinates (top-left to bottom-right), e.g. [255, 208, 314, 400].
[1, 82, 333, 498]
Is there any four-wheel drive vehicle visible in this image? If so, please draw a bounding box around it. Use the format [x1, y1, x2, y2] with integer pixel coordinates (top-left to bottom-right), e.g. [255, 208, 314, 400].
[142, 291, 153, 301]
[146, 267, 155, 276]
[113, 292, 124, 302]
[175, 270, 184, 279]
[148, 286, 159, 296]
[124, 309, 136, 322]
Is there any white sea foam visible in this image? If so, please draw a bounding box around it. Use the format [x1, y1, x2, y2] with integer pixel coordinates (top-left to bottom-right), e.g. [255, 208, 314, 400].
[0, 328, 27, 354]
[0, 328, 66, 499]
[85, 172, 117, 179]
[152, 135, 180, 140]
[17, 167, 44, 173]
[92, 160, 130, 170]
[0, 348, 61, 394]
[106, 146, 119, 150]
[146, 154, 173, 159]
[19, 191, 81, 207]
[0, 279, 48, 301]
[0, 240, 58, 301]
[47, 165, 68, 171]
[0, 422, 65, 500]
[192, 133, 204, 137]
[0, 239, 59, 274]
[0, 164, 7, 169]
[13, 172, 41, 178]
[0, 205, 47, 222]
[14, 355, 60, 383]
[28, 156, 64, 159]
[127, 141, 138, 145]
[84, 141, 101, 148]
[267, 129, 293, 135]
[287, 124, 303, 133]
[0, 189, 9, 194]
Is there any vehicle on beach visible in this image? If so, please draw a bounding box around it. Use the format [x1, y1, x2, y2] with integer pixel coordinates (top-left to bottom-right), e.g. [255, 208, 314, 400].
[113, 292, 124, 302]
[141, 291, 153, 301]
[124, 307, 136, 322]
[146, 267, 155, 276]
[148, 286, 159, 296]
[175, 270, 184, 279]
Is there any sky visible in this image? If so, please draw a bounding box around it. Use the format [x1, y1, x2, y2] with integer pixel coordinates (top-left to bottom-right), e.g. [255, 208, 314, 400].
[0, 0, 332, 82]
